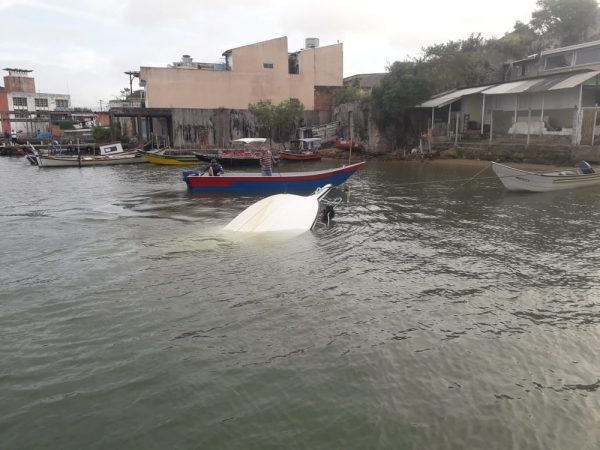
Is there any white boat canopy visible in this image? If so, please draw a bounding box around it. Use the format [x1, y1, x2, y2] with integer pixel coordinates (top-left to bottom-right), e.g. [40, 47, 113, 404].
[233, 138, 267, 144]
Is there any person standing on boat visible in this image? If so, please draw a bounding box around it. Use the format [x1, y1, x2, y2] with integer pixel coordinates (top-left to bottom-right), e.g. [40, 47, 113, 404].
[260, 150, 275, 176]
[204, 159, 224, 176]
[10, 130, 17, 144]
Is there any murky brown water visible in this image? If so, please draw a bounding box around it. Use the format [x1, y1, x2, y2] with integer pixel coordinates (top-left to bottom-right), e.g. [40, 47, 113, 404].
[2, 157, 600, 449]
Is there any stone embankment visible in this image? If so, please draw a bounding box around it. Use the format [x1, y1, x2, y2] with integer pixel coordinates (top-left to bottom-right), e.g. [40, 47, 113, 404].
[319, 141, 600, 166]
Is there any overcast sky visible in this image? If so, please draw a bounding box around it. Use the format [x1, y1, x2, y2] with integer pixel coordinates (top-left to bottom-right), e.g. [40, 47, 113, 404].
[0, 0, 539, 109]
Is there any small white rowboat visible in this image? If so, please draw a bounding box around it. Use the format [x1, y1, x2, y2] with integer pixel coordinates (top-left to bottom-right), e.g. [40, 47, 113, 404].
[491, 161, 600, 192]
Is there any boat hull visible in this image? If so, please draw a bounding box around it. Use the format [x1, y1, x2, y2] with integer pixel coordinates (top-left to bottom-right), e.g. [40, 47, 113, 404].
[280, 151, 321, 161]
[37, 153, 148, 167]
[491, 161, 600, 192]
[141, 152, 199, 165]
[183, 161, 366, 193]
[334, 139, 361, 150]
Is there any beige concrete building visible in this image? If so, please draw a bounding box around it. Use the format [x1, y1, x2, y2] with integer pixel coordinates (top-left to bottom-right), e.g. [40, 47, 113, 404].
[139, 36, 343, 111]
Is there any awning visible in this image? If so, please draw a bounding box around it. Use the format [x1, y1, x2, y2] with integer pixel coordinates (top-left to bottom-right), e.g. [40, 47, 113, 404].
[419, 85, 492, 108]
[483, 71, 600, 95]
[549, 70, 600, 90]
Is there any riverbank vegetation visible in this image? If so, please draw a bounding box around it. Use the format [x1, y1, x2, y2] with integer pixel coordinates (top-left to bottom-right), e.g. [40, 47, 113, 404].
[367, 0, 600, 147]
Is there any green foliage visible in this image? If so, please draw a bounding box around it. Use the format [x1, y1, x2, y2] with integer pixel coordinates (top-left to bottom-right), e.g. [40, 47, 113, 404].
[332, 85, 368, 107]
[249, 98, 304, 142]
[92, 126, 111, 142]
[370, 61, 434, 146]
[421, 34, 494, 92]
[531, 0, 598, 45]
[495, 21, 538, 60]
[249, 100, 275, 140]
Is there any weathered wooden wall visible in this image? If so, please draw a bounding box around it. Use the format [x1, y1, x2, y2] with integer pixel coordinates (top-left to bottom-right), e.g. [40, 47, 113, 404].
[155, 108, 330, 148]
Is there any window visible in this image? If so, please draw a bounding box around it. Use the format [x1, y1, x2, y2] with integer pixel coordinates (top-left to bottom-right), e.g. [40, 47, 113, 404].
[55, 99, 69, 108]
[545, 52, 573, 70]
[263, 63, 274, 69]
[13, 97, 27, 108]
[575, 46, 600, 65]
[35, 98, 48, 108]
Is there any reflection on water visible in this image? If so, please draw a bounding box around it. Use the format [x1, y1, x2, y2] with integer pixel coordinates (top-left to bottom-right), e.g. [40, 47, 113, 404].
[1, 157, 600, 450]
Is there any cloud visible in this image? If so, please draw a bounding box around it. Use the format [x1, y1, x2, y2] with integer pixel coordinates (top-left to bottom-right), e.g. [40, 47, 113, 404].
[1, 0, 542, 107]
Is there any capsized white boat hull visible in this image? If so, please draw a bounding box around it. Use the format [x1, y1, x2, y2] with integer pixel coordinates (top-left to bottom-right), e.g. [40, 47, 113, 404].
[491, 162, 600, 192]
[225, 184, 333, 232]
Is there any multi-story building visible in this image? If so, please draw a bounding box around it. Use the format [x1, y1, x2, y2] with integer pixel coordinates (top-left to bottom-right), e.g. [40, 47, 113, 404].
[2, 68, 71, 136]
[139, 36, 343, 111]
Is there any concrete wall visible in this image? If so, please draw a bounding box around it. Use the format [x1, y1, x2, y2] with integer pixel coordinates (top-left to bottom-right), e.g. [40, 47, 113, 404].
[140, 37, 343, 111]
[0, 87, 9, 134]
[115, 107, 331, 148]
[4, 75, 35, 93]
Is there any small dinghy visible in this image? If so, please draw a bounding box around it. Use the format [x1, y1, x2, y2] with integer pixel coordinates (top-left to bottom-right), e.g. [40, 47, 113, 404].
[225, 184, 334, 232]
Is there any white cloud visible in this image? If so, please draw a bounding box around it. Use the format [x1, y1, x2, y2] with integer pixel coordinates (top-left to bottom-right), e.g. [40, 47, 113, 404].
[0, 0, 541, 107]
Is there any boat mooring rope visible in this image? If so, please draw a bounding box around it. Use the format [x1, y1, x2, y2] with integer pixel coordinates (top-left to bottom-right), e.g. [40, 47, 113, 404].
[392, 162, 537, 188]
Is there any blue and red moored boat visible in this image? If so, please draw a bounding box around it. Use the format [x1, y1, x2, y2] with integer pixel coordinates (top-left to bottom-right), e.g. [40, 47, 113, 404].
[182, 161, 366, 193]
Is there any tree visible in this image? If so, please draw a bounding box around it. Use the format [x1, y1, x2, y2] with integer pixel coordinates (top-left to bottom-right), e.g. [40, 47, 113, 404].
[273, 98, 304, 141]
[92, 126, 111, 142]
[332, 84, 369, 107]
[249, 100, 275, 142]
[249, 99, 304, 142]
[495, 21, 539, 60]
[530, 0, 599, 45]
[370, 61, 434, 147]
[421, 34, 497, 91]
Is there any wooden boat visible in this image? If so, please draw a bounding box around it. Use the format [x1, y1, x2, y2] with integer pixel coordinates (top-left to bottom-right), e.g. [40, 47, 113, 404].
[491, 161, 600, 192]
[36, 143, 147, 168]
[334, 139, 361, 150]
[183, 161, 366, 193]
[280, 138, 322, 161]
[140, 148, 199, 165]
[194, 138, 274, 166]
[225, 184, 334, 233]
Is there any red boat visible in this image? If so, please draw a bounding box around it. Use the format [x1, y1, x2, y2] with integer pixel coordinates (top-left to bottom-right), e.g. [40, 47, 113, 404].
[194, 138, 273, 166]
[280, 138, 322, 161]
[334, 139, 361, 150]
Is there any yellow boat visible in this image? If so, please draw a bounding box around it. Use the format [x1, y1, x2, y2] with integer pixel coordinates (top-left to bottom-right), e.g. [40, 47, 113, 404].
[141, 149, 201, 166]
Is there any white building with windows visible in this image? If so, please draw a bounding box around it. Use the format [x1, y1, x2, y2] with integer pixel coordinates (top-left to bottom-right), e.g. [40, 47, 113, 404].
[2, 68, 71, 135]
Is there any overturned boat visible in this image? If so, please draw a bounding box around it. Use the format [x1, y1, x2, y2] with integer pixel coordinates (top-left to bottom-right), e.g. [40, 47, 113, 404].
[225, 184, 334, 232]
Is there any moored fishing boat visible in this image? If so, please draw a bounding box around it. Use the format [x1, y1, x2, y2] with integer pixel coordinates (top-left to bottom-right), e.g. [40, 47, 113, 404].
[182, 161, 366, 193]
[491, 161, 600, 192]
[280, 138, 322, 161]
[36, 143, 147, 168]
[334, 139, 361, 150]
[140, 148, 199, 165]
[194, 138, 274, 166]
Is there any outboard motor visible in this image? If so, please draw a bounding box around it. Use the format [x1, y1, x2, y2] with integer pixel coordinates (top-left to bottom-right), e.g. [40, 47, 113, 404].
[182, 170, 200, 181]
[321, 204, 335, 225]
[576, 161, 594, 174]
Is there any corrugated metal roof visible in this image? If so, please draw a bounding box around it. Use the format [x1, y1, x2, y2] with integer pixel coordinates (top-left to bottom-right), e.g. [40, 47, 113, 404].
[483, 79, 539, 95]
[549, 70, 600, 90]
[419, 85, 492, 108]
[483, 71, 600, 95]
[418, 71, 600, 108]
